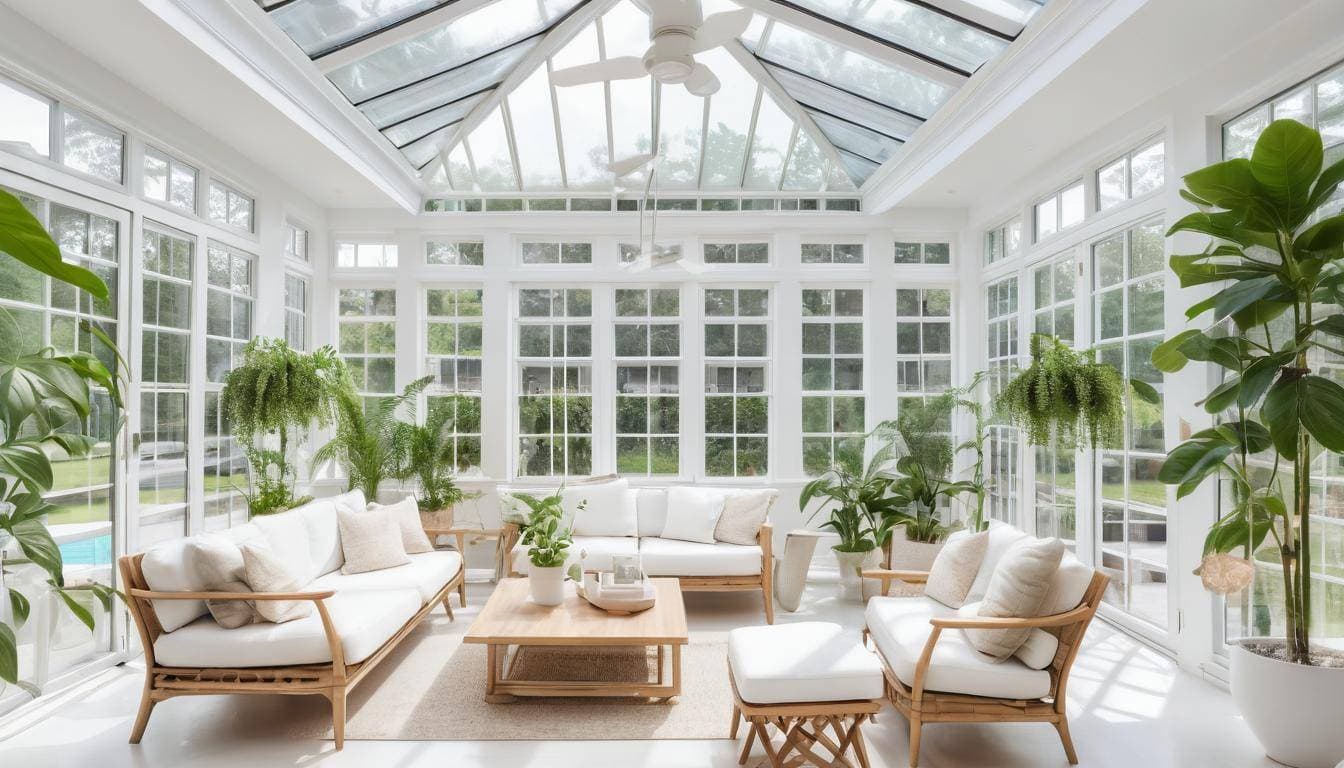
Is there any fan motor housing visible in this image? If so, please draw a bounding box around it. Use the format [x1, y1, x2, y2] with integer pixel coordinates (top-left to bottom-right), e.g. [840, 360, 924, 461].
[644, 28, 696, 83]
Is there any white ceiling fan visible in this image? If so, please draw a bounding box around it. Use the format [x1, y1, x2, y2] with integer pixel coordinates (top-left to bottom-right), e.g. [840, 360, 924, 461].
[549, 0, 751, 97]
[606, 151, 709, 274]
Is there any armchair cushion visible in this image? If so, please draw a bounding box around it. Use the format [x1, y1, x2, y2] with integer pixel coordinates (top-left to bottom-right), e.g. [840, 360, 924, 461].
[187, 536, 257, 629]
[312, 550, 462, 604]
[1015, 553, 1096, 669]
[964, 522, 1030, 604]
[924, 529, 988, 608]
[865, 595, 1050, 700]
[295, 499, 344, 577]
[729, 622, 883, 704]
[639, 537, 762, 576]
[965, 537, 1064, 660]
[369, 496, 435, 554]
[338, 506, 411, 575]
[253, 509, 318, 585]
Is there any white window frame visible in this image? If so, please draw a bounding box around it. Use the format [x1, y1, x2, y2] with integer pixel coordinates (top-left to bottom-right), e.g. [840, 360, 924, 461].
[516, 237, 594, 266]
[424, 285, 485, 475]
[514, 285, 595, 479]
[801, 286, 866, 476]
[335, 240, 399, 270]
[426, 238, 485, 266]
[207, 178, 255, 233]
[702, 285, 773, 479]
[613, 286, 683, 478]
[1096, 138, 1166, 212]
[1033, 181, 1085, 243]
[142, 146, 198, 215]
[700, 237, 772, 267]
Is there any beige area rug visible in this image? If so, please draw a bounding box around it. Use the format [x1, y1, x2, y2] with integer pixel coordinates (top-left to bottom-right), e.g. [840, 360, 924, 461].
[287, 616, 734, 741]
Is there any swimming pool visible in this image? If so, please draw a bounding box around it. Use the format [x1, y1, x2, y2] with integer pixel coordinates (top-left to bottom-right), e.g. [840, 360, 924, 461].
[59, 535, 112, 566]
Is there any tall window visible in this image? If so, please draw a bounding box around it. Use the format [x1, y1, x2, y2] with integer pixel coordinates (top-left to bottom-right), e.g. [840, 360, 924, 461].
[801, 242, 864, 264]
[985, 217, 1023, 265]
[284, 272, 308, 351]
[894, 288, 952, 399]
[704, 288, 770, 477]
[142, 147, 197, 213]
[425, 288, 484, 473]
[893, 241, 951, 265]
[1034, 181, 1085, 241]
[802, 288, 864, 475]
[337, 242, 397, 268]
[204, 243, 253, 527]
[1097, 140, 1165, 211]
[986, 277, 1020, 525]
[517, 288, 592, 477]
[1032, 255, 1078, 550]
[1093, 219, 1167, 627]
[207, 180, 253, 232]
[140, 223, 192, 545]
[337, 288, 397, 396]
[614, 288, 681, 476]
[427, 239, 483, 266]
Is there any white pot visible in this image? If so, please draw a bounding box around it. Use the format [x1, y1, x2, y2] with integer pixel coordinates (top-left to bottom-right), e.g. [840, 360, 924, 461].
[834, 548, 882, 602]
[889, 527, 945, 571]
[1230, 639, 1344, 768]
[527, 563, 566, 606]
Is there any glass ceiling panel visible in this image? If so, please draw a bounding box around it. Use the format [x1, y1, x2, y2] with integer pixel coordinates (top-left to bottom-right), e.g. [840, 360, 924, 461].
[358, 38, 536, 129]
[445, 142, 474, 189]
[401, 122, 461, 169]
[382, 90, 486, 148]
[786, 0, 1006, 73]
[551, 25, 610, 188]
[806, 111, 901, 165]
[763, 63, 922, 141]
[600, 2, 650, 59]
[328, 0, 580, 104]
[508, 67, 565, 189]
[959, 0, 1044, 25]
[656, 84, 707, 188]
[465, 105, 517, 190]
[744, 93, 794, 189]
[757, 22, 953, 118]
[826, 161, 856, 191]
[699, 48, 758, 188]
[271, 0, 449, 58]
[610, 78, 654, 164]
[838, 150, 879, 187]
[781, 129, 826, 191]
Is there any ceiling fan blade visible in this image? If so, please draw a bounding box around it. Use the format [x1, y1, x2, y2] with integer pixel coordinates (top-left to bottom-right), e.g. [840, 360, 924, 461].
[684, 63, 720, 96]
[690, 8, 751, 53]
[609, 153, 658, 178]
[549, 56, 646, 87]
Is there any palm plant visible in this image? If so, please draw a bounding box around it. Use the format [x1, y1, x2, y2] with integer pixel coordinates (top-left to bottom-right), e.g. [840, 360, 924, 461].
[390, 397, 480, 514]
[799, 444, 902, 552]
[312, 377, 430, 501]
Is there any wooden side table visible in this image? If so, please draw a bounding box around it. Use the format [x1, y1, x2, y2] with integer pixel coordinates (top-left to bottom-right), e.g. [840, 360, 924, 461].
[425, 526, 510, 584]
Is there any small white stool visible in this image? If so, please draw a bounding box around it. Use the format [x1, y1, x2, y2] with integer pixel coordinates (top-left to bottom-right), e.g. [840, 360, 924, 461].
[728, 622, 884, 768]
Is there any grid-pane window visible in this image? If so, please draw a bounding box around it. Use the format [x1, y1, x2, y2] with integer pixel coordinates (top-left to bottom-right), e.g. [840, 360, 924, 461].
[425, 288, 484, 473]
[1032, 255, 1079, 551]
[1093, 219, 1167, 627]
[204, 243, 253, 527]
[338, 288, 397, 395]
[985, 217, 1022, 265]
[802, 288, 864, 475]
[521, 240, 592, 265]
[142, 148, 197, 213]
[284, 272, 308, 351]
[61, 107, 124, 184]
[615, 288, 681, 476]
[337, 241, 398, 268]
[140, 223, 192, 543]
[893, 241, 951, 265]
[207, 181, 253, 232]
[427, 240, 483, 265]
[704, 288, 769, 477]
[517, 288, 592, 477]
[1097, 141, 1165, 211]
[620, 241, 682, 264]
[285, 223, 309, 262]
[1034, 181, 1085, 242]
[894, 288, 952, 398]
[986, 277, 1020, 526]
[703, 241, 769, 265]
[801, 242, 864, 264]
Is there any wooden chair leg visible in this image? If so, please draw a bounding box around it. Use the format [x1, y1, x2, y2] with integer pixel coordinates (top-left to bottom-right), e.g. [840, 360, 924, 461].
[330, 687, 347, 750]
[908, 716, 922, 768]
[458, 576, 468, 608]
[1054, 716, 1079, 765]
[128, 678, 156, 743]
[762, 585, 774, 625]
[730, 704, 742, 739]
[442, 593, 455, 620]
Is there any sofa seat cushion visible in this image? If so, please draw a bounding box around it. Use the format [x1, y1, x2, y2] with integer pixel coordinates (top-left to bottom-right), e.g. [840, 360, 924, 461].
[313, 550, 462, 604]
[729, 621, 883, 704]
[153, 588, 420, 668]
[639, 537, 762, 577]
[864, 595, 1050, 700]
[510, 536, 638, 575]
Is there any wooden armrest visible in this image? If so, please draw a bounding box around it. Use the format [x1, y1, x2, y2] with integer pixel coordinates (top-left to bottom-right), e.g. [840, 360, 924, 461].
[129, 588, 335, 602]
[861, 568, 930, 583]
[928, 604, 1092, 630]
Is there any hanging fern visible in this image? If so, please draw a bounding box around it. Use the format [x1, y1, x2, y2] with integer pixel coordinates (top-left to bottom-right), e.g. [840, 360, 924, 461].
[995, 334, 1125, 449]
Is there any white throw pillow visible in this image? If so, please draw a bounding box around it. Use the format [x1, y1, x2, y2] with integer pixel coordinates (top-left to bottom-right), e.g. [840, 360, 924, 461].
[564, 478, 637, 537]
[923, 530, 989, 609]
[338, 506, 411, 575]
[713, 489, 776, 545]
[368, 496, 434, 554]
[964, 537, 1065, 661]
[239, 542, 312, 624]
[661, 487, 728, 544]
[1014, 554, 1096, 669]
[187, 536, 257, 629]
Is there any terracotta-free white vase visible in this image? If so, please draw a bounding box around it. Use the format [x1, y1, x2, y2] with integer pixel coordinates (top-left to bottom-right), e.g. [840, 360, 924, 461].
[527, 563, 566, 606]
[1230, 638, 1344, 768]
[833, 548, 882, 602]
[888, 526, 946, 571]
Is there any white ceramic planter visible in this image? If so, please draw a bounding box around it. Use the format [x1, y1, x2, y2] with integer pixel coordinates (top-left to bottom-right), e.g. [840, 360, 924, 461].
[527, 563, 566, 606]
[1230, 639, 1344, 768]
[834, 548, 882, 602]
[888, 527, 945, 571]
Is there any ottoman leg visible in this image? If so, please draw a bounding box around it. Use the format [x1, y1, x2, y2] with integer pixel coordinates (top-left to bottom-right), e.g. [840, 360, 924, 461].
[730, 705, 741, 739]
[738, 718, 758, 765]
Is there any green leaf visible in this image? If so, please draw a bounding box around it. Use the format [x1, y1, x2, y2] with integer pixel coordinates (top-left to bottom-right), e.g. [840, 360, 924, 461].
[1307, 155, 1344, 214]
[1130, 378, 1160, 405]
[1299, 375, 1344, 452]
[1211, 275, 1289, 324]
[1249, 119, 1323, 228]
[52, 586, 95, 633]
[1158, 438, 1235, 499]
[0, 443, 53, 493]
[0, 190, 109, 301]
[7, 517, 63, 585]
[1312, 314, 1344, 340]
[1151, 330, 1201, 372]
[1182, 159, 1264, 217]
[1201, 376, 1242, 414]
[0, 622, 16, 684]
[1297, 213, 1344, 252]
[1263, 375, 1301, 459]
[7, 588, 29, 628]
[1179, 188, 1213, 208]
[1239, 352, 1290, 409]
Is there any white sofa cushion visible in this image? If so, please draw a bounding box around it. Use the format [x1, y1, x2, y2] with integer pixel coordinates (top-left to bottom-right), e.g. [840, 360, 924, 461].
[729, 622, 883, 704]
[153, 588, 420, 668]
[187, 536, 256, 628]
[565, 479, 637, 537]
[140, 524, 262, 633]
[313, 550, 462, 604]
[1015, 553, 1096, 669]
[966, 537, 1064, 660]
[924, 529, 989, 609]
[964, 521, 1030, 604]
[714, 489, 776, 545]
[636, 489, 669, 537]
[369, 496, 435, 554]
[639, 537, 762, 577]
[252, 509, 318, 585]
[294, 499, 343, 577]
[865, 595, 1050, 700]
[661, 486, 727, 544]
[329, 488, 366, 516]
[338, 506, 411, 575]
[240, 542, 312, 623]
[510, 535, 639, 575]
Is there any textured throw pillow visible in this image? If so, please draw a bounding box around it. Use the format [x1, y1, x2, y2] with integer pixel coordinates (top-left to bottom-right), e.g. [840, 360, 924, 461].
[661, 487, 728, 544]
[714, 489, 776, 545]
[338, 506, 411, 574]
[239, 542, 312, 624]
[368, 497, 434, 554]
[187, 536, 257, 629]
[565, 478, 637, 537]
[923, 530, 990, 609]
[964, 537, 1065, 661]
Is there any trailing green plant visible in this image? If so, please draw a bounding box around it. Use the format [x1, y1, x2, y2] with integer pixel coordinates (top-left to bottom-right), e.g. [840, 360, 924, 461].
[1153, 119, 1344, 665]
[507, 487, 580, 568]
[0, 188, 126, 687]
[996, 333, 1126, 448]
[312, 377, 430, 502]
[390, 397, 481, 513]
[800, 444, 902, 552]
[950, 371, 993, 533]
[220, 338, 348, 515]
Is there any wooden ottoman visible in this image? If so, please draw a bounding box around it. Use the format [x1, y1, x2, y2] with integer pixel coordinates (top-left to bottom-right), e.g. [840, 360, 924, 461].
[728, 622, 884, 768]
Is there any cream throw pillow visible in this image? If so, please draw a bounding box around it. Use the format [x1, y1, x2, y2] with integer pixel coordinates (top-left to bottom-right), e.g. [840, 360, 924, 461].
[714, 489, 776, 545]
[662, 486, 728, 544]
[923, 530, 989, 609]
[338, 506, 411, 574]
[188, 537, 257, 629]
[965, 537, 1065, 661]
[368, 497, 434, 554]
[239, 542, 312, 624]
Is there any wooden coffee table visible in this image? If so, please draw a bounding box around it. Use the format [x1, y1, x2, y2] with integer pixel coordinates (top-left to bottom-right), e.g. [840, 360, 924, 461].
[463, 577, 688, 702]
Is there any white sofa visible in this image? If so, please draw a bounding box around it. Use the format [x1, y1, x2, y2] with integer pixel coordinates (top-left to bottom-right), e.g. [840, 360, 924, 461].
[502, 483, 776, 623]
[120, 489, 464, 750]
[862, 523, 1107, 767]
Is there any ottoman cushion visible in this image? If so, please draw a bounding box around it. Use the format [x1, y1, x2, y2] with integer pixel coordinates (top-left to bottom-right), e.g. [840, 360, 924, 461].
[729, 621, 883, 704]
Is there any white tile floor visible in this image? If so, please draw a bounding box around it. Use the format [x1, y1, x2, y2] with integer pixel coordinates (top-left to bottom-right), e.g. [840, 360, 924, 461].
[0, 581, 1278, 768]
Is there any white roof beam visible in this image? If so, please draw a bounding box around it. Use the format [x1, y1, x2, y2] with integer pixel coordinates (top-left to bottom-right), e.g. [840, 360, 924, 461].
[314, 0, 503, 74]
[915, 0, 1027, 39]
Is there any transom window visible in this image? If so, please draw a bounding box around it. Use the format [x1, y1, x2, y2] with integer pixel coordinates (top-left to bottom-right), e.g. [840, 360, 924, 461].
[985, 217, 1023, 265]
[207, 180, 253, 232]
[1034, 181, 1085, 242]
[425, 288, 484, 473]
[703, 241, 770, 265]
[337, 241, 398, 268]
[284, 223, 309, 262]
[521, 240, 592, 265]
[143, 147, 197, 213]
[801, 288, 864, 475]
[614, 288, 681, 477]
[337, 288, 397, 395]
[427, 239, 484, 266]
[1097, 140, 1165, 211]
[704, 287, 770, 477]
[801, 241, 864, 264]
[516, 287, 592, 477]
[893, 241, 951, 265]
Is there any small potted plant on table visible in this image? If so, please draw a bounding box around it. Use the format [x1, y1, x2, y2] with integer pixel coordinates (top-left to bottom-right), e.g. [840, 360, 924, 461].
[506, 488, 581, 606]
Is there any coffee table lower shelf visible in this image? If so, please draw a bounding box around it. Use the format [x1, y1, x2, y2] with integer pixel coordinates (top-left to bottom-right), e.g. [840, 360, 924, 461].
[483, 642, 683, 702]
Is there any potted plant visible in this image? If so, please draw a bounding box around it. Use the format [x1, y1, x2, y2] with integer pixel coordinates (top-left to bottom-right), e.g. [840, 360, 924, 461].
[799, 444, 901, 600]
[876, 394, 959, 568]
[505, 487, 582, 606]
[1153, 119, 1344, 768]
[312, 377, 429, 502]
[220, 338, 348, 515]
[390, 396, 482, 529]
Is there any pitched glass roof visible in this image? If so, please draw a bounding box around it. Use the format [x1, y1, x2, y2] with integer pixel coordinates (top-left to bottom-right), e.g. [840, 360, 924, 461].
[258, 0, 1044, 192]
